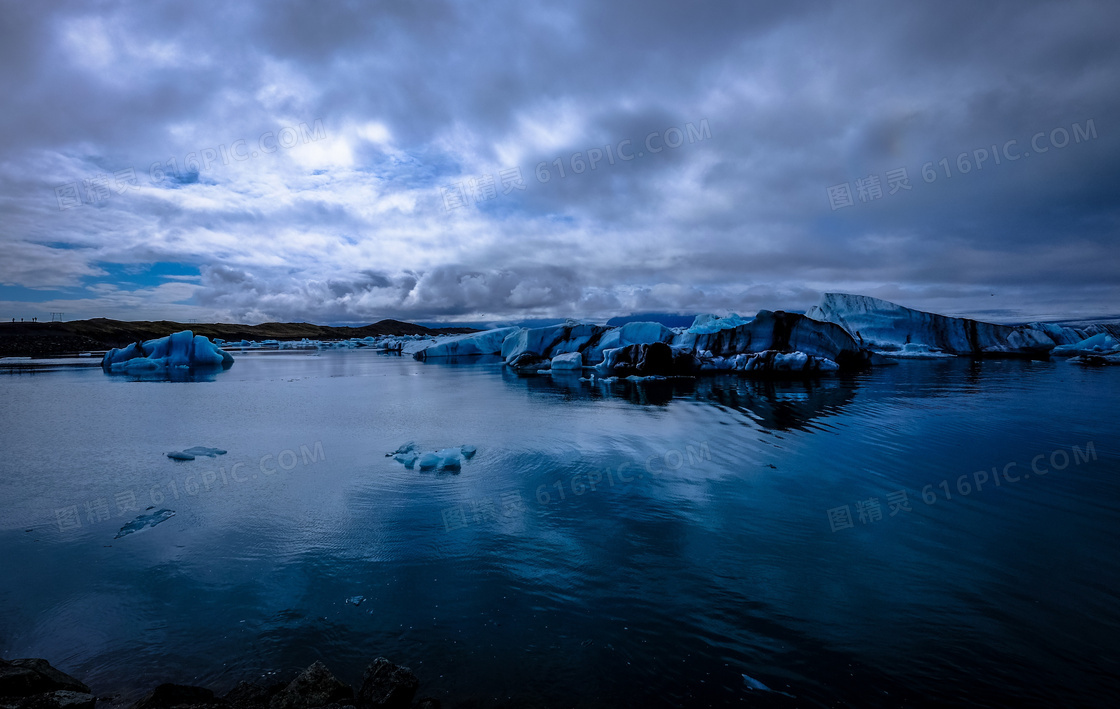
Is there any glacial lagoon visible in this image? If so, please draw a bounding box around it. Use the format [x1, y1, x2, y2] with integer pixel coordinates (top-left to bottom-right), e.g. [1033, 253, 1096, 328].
[1, 349, 1119, 707]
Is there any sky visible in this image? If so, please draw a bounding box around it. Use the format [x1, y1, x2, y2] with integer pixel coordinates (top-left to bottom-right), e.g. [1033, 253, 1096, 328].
[1, 0, 1118, 326]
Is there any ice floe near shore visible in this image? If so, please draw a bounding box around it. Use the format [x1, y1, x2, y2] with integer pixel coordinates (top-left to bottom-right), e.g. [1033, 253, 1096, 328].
[102, 330, 234, 371]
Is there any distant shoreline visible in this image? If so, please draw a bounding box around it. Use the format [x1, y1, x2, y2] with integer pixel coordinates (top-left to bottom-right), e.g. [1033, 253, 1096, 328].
[0, 319, 477, 358]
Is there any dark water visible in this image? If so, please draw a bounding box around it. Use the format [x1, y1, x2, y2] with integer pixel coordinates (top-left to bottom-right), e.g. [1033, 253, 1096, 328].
[1, 351, 1118, 708]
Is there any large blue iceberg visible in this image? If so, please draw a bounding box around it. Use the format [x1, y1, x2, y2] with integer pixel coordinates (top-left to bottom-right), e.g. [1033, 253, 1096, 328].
[805, 293, 1104, 357]
[101, 330, 235, 372]
[413, 311, 870, 376]
[403, 293, 1120, 376]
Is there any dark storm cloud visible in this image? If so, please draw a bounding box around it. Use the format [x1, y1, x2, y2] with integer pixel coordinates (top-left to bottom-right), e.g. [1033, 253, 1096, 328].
[1, 0, 1118, 323]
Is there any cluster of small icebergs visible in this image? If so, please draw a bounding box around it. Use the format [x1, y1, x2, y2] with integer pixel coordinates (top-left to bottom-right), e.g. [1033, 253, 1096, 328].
[114, 446, 227, 538]
[1049, 332, 1120, 364]
[387, 442, 477, 472]
[215, 334, 436, 354]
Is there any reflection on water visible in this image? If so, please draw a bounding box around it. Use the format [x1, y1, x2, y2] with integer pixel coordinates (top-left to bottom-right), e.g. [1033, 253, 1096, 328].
[500, 365, 861, 431]
[1, 351, 1118, 708]
[102, 366, 231, 383]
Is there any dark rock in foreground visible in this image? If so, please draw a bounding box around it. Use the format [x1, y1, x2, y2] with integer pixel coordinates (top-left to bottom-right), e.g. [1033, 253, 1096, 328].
[269, 663, 352, 709]
[223, 682, 282, 709]
[3, 657, 428, 709]
[0, 659, 94, 709]
[132, 684, 221, 709]
[357, 659, 419, 709]
[0, 660, 90, 698]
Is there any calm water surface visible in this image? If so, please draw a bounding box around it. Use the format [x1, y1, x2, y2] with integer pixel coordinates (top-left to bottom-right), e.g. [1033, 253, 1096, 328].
[1, 350, 1118, 708]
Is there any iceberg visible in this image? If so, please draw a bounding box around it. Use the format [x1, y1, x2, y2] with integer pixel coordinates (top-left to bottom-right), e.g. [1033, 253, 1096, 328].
[185, 446, 226, 457]
[394, 452, 419, 468]
[102, 331, 234, 371]
[594, 342, 701, 377]
[500, 320, 614, 364]
[674, 310, 869, 368]
[699, 350, 840, 374]
[168, 447, 226, 461]
[877, 343, 956, 359]
[412, 327, 519, 359]
[805, 293, 1078, 356]
[1051, 332, 1120, 357]
[687, 313, 751, 334]
[583, 321, 675, 364]
[386, 442, 419, 468]
[416, 448, 463, 471]
[550, 351, 584, 370]
[393, 443, 476, 471]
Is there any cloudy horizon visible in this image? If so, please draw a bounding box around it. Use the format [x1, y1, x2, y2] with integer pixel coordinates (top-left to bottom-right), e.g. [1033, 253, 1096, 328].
[2, 0, 1119, 326]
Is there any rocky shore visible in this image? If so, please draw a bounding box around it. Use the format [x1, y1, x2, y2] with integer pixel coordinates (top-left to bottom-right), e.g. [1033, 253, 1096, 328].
[0, 658, 436, 709]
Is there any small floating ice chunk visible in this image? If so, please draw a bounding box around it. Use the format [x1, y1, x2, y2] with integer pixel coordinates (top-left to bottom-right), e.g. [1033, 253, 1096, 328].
[435, 447, 462, 470]
[346, 595, 365, 607]
[742, 673, 796, 699]
[182, 446, 227, 457]
[115, 507, 175, 539]
[394, 452, 419, 468]
[168, 446, 226, 460]
[387, 441, 417, 457]
[405, 445, 472, 471]
[550, 351, 583, 370]
[417, 452, 441, 470]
